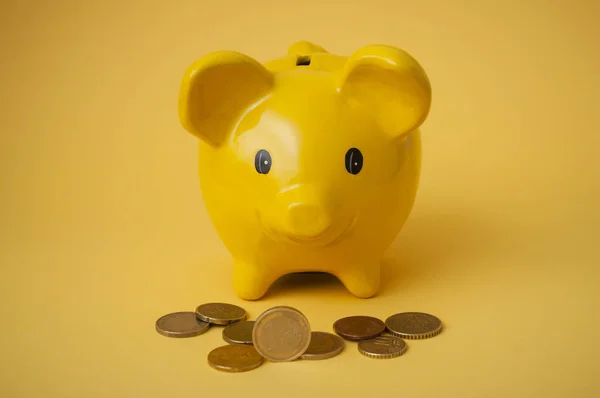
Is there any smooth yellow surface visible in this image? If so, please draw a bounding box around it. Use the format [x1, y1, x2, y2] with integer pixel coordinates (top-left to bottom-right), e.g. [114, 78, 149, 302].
[1, 1, 599, 397]
[179, 42, 430, 300]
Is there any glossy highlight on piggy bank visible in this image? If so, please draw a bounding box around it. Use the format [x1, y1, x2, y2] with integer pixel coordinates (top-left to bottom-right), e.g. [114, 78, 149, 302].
[178, 41, 432, 300]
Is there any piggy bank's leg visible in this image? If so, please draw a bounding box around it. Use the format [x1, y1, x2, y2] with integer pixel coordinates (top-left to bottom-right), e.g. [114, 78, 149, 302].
[336, 262, 381, 299]
[232, 259, 278, 300]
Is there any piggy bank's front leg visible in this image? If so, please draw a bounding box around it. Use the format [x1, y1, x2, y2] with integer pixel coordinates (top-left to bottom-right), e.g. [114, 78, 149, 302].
[232, 258, 280, 301]
[336, 262, 381, 299]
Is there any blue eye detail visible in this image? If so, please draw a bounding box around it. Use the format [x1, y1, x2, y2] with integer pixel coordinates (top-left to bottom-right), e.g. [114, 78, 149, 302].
[345, 148, 363, 175]
[255, 149, 272, 174]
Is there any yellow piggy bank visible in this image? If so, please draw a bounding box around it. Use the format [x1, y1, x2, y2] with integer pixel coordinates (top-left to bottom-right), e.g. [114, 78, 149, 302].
[178, 41, 432, 300]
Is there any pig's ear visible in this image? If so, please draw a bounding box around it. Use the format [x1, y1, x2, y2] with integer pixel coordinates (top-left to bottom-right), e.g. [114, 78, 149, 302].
[178, 51, 274, 146]
[335, 45, 432, 137]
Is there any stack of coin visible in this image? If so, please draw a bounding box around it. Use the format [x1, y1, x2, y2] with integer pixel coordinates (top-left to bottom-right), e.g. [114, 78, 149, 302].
[193, 302, 266, 372]
[155, 302, 442, 370]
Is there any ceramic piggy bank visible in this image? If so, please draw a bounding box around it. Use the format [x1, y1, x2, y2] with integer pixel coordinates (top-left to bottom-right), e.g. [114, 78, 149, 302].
[178, 41, 431, 300]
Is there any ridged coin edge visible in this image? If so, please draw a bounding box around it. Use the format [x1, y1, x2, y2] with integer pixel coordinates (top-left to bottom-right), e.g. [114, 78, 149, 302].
[357, 341, 408, 359]
[385, 324, 443, 340]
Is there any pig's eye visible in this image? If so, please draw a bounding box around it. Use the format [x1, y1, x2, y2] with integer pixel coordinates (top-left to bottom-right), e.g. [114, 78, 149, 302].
[345, 148, 363, 175]
[255, 149, 272, 174]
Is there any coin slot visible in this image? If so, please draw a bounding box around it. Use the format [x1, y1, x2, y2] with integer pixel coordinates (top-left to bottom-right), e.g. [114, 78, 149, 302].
[296, 55, 312, 66]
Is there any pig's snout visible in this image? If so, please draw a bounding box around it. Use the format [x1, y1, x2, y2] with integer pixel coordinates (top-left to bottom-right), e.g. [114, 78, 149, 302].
[286, 203, 331, 239]
[277, 185, 332, 240]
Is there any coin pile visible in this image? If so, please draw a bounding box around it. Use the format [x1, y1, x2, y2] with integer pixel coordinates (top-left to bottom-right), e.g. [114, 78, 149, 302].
[155, 302, 443, 372]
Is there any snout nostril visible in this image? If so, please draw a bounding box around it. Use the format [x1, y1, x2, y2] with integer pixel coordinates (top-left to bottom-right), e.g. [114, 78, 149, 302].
[296, 55, 312, 66]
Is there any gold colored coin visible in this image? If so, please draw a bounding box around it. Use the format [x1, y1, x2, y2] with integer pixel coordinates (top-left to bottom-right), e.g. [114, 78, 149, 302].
[207, 344, 264, 372]
[195, 302, 247, 325]
[358, 335, 408, 359]
[155, 312, 210, 338]
[222, 321, 255, 345]
[252, 306, 311, 362]
[385, 312, 443, 339]
[301, 331, 345, 360]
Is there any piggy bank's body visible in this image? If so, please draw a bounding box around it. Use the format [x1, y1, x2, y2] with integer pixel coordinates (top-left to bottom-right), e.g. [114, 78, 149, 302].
[179, 41, 431, 300]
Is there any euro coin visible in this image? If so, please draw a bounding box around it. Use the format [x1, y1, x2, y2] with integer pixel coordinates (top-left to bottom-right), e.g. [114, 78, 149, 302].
[358, 335, 408, 359]
[195, 302, 247, 325]
[301, 331, 345, 360]
[385, 312, 443, 339]
[333, 315, 385, 341]
[252, 306, 311, 362]
[222, 320, 255, 345]
[207, 344, 264, 372]
[155, 311, 210, 338]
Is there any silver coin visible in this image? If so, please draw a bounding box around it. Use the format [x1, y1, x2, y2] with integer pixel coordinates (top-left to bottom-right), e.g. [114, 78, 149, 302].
[195, 302, 247, 325]
[385, 312, 443, 339]
[358, 335, 408, 359]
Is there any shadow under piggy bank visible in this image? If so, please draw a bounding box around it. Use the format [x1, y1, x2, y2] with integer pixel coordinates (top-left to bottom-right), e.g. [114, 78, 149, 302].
[264, 211, 492, 299]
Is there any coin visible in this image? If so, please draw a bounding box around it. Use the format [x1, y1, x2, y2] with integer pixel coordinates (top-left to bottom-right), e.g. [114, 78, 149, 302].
[385, 312, 443, 339]
[155, 311, 211, 338]
[252, 306, 312, 362]
[358, 335, 408, 359]
[207, 344, 264, 372]
[300, 331, 345, 360]
[222, 321, 255, 345]
[195, 302, 247, 325]
[333, 315, 386, 341]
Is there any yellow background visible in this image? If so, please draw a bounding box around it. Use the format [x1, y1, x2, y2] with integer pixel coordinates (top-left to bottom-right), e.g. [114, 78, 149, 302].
[1, 0, 599, 396]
